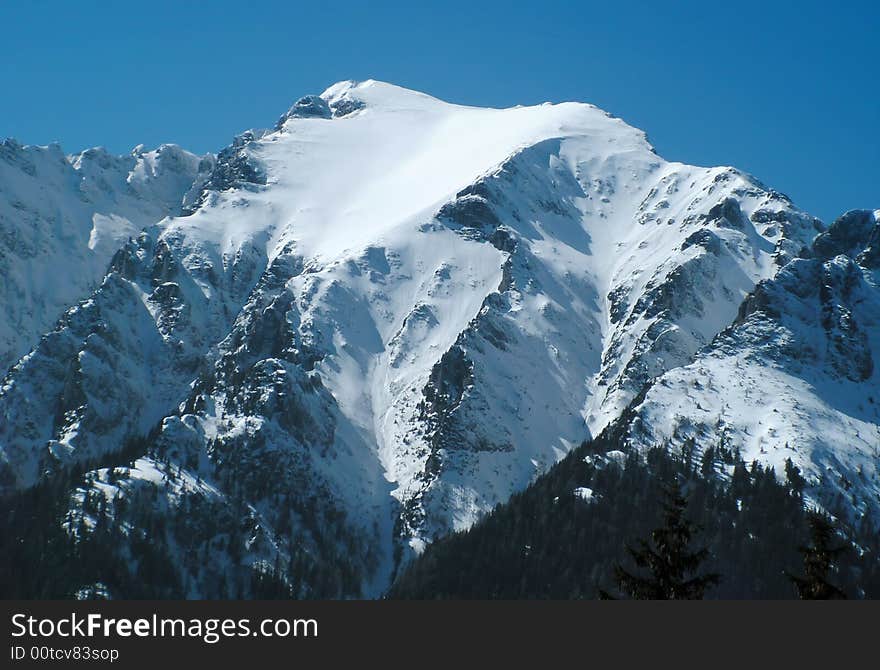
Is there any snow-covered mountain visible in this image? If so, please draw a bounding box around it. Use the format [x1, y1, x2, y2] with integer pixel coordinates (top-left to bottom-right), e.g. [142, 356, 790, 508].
[627, 208, 880, 520]
[0, 80, 874, 597]
[0, 139, 210, 372]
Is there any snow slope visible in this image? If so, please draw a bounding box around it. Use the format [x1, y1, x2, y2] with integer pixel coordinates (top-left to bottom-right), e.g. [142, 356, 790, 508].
[0, 139, 209, 372]
[1, 80, 854, 597]
[628, 209, 880, 521]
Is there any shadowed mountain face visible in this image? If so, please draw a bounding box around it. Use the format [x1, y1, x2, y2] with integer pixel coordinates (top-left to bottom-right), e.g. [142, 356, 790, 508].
[0, 81, 874, 599]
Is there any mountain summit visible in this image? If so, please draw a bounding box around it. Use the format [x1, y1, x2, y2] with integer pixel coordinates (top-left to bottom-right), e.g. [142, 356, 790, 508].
[0, 81, 874, 598]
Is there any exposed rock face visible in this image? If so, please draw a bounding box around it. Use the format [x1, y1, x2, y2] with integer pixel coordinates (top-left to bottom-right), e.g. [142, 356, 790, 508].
[277, 95, 333, 125]
[200, 131, 267, 196]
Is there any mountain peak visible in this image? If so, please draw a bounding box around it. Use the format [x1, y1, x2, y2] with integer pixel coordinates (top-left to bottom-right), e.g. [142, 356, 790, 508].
[321, 79, 446, 108]
[275, 79, 448, 127]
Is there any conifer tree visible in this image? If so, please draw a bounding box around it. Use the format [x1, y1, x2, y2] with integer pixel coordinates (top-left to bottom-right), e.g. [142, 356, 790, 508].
[610, 482, 720, 599]
[784, 457, 807, 495]
[700, 447, 716, 478]
[787, 511, 847, 599]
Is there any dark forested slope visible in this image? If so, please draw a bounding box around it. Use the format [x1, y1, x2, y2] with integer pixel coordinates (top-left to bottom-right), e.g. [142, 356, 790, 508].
[389, 421, 880, 599]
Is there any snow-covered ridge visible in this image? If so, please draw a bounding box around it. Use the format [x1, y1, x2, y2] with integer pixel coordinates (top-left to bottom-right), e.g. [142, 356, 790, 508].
[0, 139, 210, 373]
[627, 208, 880, 522]
[3, 80, 871, 598]
[175, 79, 656, 265]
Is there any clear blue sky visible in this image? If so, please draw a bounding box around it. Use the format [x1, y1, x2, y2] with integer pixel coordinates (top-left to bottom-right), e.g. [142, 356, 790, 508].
[1, 1, 876, 222]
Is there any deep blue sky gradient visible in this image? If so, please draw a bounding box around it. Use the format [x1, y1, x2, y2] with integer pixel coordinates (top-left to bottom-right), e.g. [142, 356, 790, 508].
[1, 1, 876, 222]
